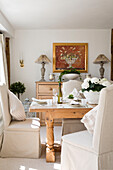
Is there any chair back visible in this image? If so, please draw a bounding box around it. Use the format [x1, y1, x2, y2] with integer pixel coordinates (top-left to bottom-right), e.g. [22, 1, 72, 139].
[62, 80, 82, 99]
[0, 83, 11, 128]
[93, 85, 113, 154]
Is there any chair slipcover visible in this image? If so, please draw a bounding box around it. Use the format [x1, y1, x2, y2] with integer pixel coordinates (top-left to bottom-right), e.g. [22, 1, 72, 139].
[62, 80, 86, 136]
[62, 80, 82, 99]
[61, 85, 113, 170]
[0, 84, 41, 158]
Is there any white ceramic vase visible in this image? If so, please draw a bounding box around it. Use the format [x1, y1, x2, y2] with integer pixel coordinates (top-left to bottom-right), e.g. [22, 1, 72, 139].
[83, 91, 100, 104]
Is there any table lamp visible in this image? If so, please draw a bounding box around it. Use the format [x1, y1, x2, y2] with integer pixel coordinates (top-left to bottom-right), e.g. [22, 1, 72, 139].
[93, 54, 110, 79]
[35, 55, 51, 81]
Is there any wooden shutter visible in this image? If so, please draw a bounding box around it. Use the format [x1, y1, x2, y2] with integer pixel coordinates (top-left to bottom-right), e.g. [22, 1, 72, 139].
[5, 37, 10, 87]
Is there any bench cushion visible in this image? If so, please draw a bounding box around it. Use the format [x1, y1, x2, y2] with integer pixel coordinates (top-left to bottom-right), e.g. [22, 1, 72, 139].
[7, 118, 40, 132]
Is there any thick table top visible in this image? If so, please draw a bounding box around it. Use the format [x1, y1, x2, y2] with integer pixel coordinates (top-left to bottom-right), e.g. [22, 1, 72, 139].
[29, 103, 94, 112]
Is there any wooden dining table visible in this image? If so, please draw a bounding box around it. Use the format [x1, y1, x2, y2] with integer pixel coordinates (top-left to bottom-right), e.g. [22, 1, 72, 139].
[29, 103, 93, 162]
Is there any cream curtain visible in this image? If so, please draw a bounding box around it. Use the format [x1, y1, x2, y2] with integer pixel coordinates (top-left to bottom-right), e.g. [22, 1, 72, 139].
[0, 34, 8, 86]
[0, 102, 3, 149]
[0, 34, 8, 149]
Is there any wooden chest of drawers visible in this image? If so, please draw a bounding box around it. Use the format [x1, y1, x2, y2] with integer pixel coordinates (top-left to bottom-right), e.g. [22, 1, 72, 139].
[36, 82, 59, 99]
[36, 81, 62, 125]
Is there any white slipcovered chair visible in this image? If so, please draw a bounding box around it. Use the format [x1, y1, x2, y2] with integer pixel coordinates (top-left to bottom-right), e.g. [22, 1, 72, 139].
[0, 84, 41, 158]
[62, 80, 86, 135]
[61, 84, 113, 170]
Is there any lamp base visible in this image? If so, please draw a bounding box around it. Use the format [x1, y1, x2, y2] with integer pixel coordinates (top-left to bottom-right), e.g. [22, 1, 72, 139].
[40, 62, 46, 82]
[100, 62, 105, 79]
[39, 79, 46, 82]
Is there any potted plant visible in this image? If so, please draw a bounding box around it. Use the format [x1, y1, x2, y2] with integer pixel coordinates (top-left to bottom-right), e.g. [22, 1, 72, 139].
[10, 81, 26, 99]
[58, 68, 81, 82]
[81, 77, 111, 104]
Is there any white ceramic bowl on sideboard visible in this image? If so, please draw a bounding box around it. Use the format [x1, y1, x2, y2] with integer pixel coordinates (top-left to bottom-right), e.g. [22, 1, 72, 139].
[63, 73, 79, 80]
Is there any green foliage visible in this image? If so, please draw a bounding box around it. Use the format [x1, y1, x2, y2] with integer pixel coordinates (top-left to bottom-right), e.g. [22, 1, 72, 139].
[82, 81, 105, 92]
[68, 94, 74, 99]
[10, 82, 26, 99]
[58, 68, 80, 82]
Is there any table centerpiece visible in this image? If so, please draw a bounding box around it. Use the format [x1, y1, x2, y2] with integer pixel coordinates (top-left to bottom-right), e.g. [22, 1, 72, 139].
[58, 68, 81, 82]
[81, 77, 111, 104]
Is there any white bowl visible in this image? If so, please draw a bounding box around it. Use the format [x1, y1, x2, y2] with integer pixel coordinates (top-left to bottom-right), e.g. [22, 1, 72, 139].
[84, 91, 100, 104]
[63, 73, 79, 80]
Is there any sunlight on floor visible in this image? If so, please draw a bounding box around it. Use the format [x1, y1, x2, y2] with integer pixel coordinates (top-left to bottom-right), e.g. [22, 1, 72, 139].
[20, 166, 38, 170]
[19, 166, 25, 170]
[19, 163, 61, 170]
[53, 163, 61, 170]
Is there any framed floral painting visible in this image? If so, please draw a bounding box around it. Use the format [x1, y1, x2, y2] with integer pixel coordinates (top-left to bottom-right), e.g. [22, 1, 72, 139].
[53, 43, 88, 73]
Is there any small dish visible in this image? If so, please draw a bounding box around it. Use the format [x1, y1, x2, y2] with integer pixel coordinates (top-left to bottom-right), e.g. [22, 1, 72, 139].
[74, 99, 81, 102]
[70, 104, 83, 107]
[70, 101, 80, 105]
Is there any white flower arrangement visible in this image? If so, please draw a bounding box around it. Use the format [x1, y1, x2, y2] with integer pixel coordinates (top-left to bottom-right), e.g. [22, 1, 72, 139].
[81, 81, 89, 89]
[91, 77, 99, 84]
[81, 77, 111, 92]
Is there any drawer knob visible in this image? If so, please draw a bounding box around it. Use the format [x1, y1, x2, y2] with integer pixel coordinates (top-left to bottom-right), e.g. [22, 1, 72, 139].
[73, 112, 76, 114]
[50, 87, 52, 91]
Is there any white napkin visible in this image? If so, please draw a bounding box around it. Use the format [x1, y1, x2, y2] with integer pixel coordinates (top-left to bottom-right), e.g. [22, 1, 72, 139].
[32, 98, 47, 103]
[71, 88, 82, 98]
[31, 98, 48, 105]
[30, 101, 40, 106]
[65, 88, 82, 100]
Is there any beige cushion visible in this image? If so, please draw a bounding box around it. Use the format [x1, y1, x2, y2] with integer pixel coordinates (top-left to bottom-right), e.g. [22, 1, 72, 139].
[8, 90, 26, 120]
[81, 105, 98, 134]
[7, 118, 40, 132]
[62, 130, 93, 152]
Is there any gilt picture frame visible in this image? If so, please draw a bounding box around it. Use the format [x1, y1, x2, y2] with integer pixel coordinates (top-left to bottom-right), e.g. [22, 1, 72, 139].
[53, 43, 88, 73]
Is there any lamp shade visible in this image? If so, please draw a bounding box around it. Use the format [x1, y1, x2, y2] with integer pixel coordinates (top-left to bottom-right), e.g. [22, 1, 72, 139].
[93, 54, 110, 64]
[35, 55, 51, 64]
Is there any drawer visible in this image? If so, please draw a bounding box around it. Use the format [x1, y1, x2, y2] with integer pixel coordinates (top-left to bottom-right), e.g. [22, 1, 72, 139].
[38, 84, 58, 94]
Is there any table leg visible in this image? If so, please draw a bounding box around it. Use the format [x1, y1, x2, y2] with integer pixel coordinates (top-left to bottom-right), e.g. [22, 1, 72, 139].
[46, 120, 55, 162]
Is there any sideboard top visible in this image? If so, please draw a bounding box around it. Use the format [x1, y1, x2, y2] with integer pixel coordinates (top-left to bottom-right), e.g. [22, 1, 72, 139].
[35, 81, 59, 85]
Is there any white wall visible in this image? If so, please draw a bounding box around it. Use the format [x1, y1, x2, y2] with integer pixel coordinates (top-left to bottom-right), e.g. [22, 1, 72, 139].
[11, 29, 111, 101]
